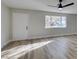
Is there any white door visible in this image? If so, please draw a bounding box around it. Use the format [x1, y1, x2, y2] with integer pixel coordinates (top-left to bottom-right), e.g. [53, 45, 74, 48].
[12, 12, 29, 40]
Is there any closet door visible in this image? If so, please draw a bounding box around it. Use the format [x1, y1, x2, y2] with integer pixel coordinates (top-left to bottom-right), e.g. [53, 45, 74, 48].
[12, 12, 29, 40]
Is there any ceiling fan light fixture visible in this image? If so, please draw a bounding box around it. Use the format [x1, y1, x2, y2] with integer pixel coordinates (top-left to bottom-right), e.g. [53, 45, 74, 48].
[58, 3, 63, 10]
[58, 8, 62, 10]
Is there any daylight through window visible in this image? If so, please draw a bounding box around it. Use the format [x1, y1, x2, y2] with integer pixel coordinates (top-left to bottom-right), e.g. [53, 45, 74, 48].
[45, 15, 67, 28]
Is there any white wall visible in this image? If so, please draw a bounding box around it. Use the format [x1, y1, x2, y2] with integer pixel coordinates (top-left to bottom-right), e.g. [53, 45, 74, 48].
[12, 9, 77, 40]
[1, 3, 12, 48]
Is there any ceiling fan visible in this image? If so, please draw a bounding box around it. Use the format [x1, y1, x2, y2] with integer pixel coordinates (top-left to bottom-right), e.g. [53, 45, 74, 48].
[48, 0, 74, 10]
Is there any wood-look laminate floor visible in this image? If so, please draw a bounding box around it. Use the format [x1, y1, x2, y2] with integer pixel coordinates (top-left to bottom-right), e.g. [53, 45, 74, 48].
[1, 35, 77, 59]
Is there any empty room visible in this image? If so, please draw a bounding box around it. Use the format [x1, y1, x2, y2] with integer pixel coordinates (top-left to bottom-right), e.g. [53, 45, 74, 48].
[1, 0, 77, 59]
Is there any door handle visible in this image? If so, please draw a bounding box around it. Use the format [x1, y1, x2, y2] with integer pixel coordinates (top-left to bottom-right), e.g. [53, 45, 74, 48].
[26, 26, 28, 30]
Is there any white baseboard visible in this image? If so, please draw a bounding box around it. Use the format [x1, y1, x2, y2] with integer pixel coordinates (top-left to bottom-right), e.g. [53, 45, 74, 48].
[1, 40, 11, 49]
[11, 33, 77, 41]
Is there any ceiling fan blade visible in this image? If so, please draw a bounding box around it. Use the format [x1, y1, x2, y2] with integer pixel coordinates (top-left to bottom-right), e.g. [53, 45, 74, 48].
[62, 3, 74, 8]
[48, 5, 57, 7]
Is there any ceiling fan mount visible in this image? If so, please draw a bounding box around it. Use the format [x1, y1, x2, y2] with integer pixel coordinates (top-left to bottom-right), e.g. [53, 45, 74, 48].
[59, 0, 62, 2]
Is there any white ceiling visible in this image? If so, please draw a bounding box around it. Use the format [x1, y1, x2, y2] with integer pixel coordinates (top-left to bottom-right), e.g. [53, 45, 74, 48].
[2, 0, 77, 14]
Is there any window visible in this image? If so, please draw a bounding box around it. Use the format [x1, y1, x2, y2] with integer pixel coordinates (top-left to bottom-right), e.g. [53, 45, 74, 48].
[45, 15, 66, 28]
